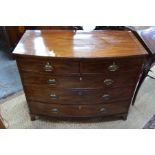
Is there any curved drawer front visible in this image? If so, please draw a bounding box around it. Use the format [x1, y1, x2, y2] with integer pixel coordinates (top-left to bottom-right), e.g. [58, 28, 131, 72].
[25, 86, 134, 104]
[30, 101, 129, 117]
[17, 58, 79, 75]
[21, 71, 139, 89]
[80, 58, 144, 74]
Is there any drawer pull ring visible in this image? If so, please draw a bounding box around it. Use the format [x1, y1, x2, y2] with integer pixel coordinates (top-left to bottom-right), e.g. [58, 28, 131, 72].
[51, 108, 59, 113]
[102, 94, 111, 101]
[100, 107, 106, 112]
[104, 79, 114, 85]
[44, 62, 53, 72]
[108, 63, 119, 72]
[48, 79, 56, 85]
[50, 94, 58, 99]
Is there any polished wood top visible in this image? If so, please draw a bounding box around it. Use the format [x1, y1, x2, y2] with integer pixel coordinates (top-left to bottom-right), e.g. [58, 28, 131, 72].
[13, 30, 148, 58]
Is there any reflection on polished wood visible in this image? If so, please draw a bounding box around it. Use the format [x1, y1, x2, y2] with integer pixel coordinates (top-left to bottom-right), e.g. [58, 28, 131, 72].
[13, 30, 147, 58]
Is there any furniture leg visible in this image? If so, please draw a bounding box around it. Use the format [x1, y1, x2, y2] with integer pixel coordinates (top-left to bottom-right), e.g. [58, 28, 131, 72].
[122, 114, 128, 120]
[30, 114, 37, 121]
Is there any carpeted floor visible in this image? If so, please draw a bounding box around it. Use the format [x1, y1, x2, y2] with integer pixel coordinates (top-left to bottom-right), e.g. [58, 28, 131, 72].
[143, 115, 155, 129]
[0, 45, 22, 100]
[0, 76, 155, 129]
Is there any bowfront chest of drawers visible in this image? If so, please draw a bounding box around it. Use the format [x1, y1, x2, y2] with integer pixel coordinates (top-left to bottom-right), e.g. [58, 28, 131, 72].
[13, 30, 148, 121]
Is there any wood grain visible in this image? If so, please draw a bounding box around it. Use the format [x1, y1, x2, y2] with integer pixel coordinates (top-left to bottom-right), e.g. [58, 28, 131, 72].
[30, 101, 129, 118]
[13, 30, 148, 58]
[25, 85, 134, 104]
[21, 70, 140, 89]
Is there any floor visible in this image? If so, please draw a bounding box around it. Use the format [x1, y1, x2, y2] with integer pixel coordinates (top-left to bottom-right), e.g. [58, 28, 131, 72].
[0, 42, 22, 100]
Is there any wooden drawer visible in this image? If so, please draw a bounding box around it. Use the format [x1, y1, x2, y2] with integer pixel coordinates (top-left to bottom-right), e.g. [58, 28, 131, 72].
[21, 70, 139, 89]
[17, 57, 79, 75]
[80, 58, 144, 74]
[25, 86, 134, 104]
[30, 101, 129, 117]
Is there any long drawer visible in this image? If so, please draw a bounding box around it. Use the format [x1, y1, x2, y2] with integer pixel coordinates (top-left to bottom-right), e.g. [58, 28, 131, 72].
[21, 71, 139, 89]
[30, 101, 129, 117]
[25, 86, 134, 104]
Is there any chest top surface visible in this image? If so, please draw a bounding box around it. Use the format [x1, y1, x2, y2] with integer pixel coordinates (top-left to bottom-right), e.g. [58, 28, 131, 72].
[13, 30, 148, 58]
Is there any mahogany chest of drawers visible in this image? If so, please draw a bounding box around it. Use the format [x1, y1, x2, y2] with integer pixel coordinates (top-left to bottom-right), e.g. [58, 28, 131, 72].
[13, 30, 148, 121]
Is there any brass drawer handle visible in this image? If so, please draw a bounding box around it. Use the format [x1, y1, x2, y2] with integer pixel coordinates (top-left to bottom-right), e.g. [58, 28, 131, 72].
[108, 63, 119, 72]
[51, 108, 59, 113]
[79, 77, 83, 81]
[44, 62, 53, 72]
[48, 79, 56, 85]
[102, 94, 111, 101]
[100, 107, 106, 112]
[104, 79, 114, 85]
[50, 94, 58, 99]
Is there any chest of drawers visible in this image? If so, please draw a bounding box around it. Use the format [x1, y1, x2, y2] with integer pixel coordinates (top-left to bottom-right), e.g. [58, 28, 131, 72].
[13, 30, 148, 121]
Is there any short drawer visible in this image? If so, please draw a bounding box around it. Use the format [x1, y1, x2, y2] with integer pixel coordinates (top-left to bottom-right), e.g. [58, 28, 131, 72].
[80, 58, 144, 74]
[17, 57, 79, 75]
[30, 101, 129, 117]
[21, 70, 139, 89]
[25, 86, 134, 104]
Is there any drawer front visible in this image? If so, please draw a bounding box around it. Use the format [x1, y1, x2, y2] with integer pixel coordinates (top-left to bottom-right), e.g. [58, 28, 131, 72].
[17, 58, 79, 75]
[25, 86, 134, 104]
[30, 101, 129, 117]
[21, 71, 139, 89]
[80, 58, 144, 74]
